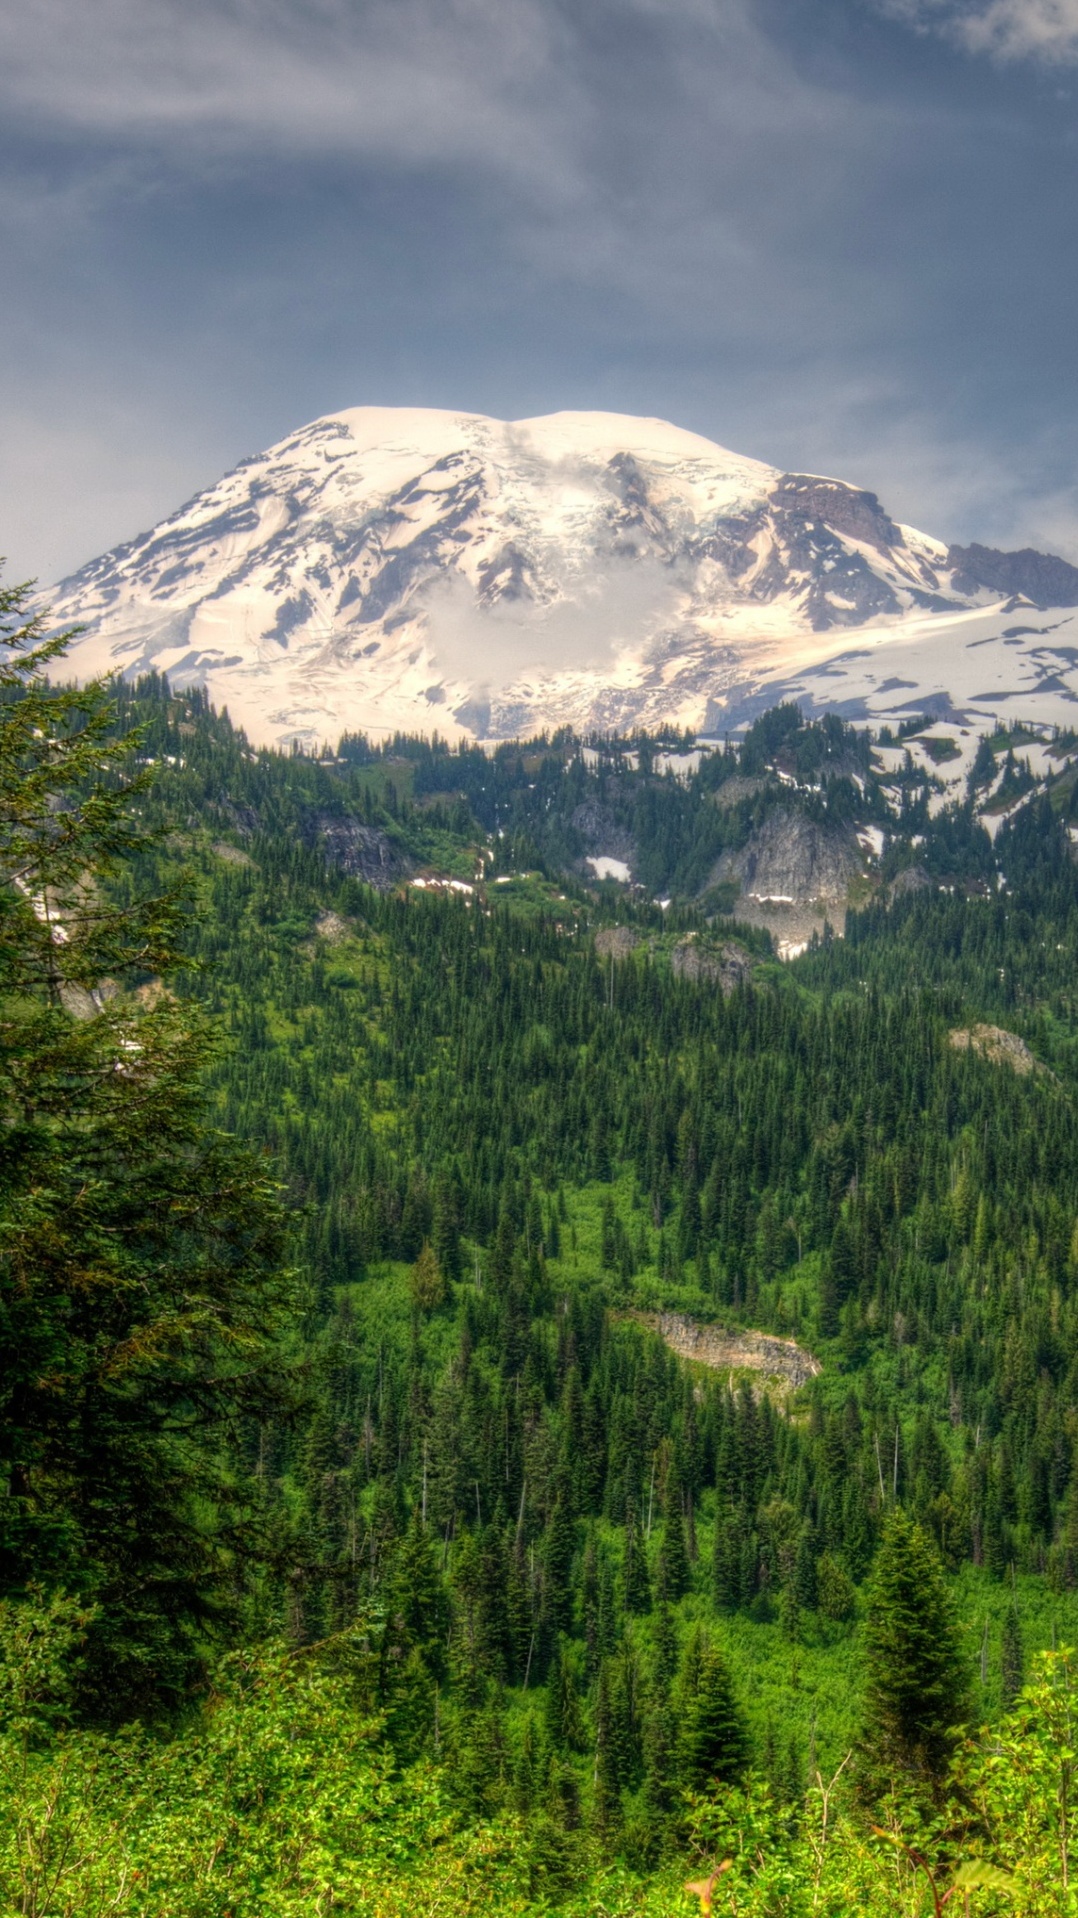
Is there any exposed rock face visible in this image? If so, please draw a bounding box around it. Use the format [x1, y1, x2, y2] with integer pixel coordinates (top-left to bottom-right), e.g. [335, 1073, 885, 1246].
[710, 809, 862, 907]
[216, 800, 261, 837]
[570, 801, 636, 875]
[594, 926, 640, 960]
[305, 816, 410, 890]
[642, 1312, 820, 1388]
[889, 865, 931, 899]
[771, 475, 904, 558]
[706, 810, 865, 960]
[671, 936, 754, 993]
[694, 486, 907, 634]
[947, 543, 1078, 608]
[949, 1024, 1041, 1075]
[314, 909, 351, 943]
[763, 478, 910, 630]
[711, 774, 773, 810]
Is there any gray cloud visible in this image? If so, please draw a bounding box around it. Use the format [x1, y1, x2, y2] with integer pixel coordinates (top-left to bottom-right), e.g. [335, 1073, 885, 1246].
[1, 0, 1077, 584]
[0, 0, 589, 191]
[0, 0, 908, 371]
[881, 0, 1078, 62]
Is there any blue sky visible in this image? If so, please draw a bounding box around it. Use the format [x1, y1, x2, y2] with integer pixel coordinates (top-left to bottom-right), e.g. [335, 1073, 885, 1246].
[3, 0, 1078, 582]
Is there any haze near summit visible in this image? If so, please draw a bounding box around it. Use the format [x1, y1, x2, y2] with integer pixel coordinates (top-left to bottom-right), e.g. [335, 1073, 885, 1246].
[2, 0, 1077, 590]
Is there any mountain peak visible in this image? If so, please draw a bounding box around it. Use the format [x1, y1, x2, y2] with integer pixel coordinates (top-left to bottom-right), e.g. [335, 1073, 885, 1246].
[46, 406, 1078, 749]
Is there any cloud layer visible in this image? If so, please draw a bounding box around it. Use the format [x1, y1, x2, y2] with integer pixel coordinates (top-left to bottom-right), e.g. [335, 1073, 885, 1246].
[1, 0, 1077, 580]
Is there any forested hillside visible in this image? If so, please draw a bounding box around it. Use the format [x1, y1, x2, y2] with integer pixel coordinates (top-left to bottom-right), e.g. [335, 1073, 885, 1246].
[5, 584, 1078, 1914]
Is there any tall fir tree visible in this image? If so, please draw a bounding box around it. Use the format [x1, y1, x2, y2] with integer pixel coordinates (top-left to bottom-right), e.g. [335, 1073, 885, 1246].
[1001, 1605, 1024, 1710]
[0, 583, 296, 1719]
[859, 1509, 970, 1793]
[675, 1633, 749, 1790]
[622, 1507, 651, 1615]
[656, 1468, 690, 1603]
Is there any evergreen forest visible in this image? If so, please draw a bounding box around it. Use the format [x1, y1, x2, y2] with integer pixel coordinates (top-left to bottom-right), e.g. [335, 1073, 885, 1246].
[5, 578, 1078, 1915]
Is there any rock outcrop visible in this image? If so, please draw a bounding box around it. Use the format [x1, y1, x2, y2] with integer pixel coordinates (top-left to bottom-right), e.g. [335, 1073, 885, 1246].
[711, 774, 772, 810]
[947, 542, 1078, 608]
[889, 865, 931, 899]
[314, 909, 351, 943]
[305, 816, 411, 890]
[949, 1024, 1041, 1075]
[595, 926, 640, 961]
[638, 1312, 820, 1389]
[671, 936, 753, 993]
[710, 810, 862, 908]
[570, 801, 636, 877]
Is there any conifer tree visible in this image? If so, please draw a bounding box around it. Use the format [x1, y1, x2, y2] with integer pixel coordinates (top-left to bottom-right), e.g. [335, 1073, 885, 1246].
[859, 1509, 970, 1792]
[544, 1636, 585, 1751]
[542, 1491, 575, 1638]
[712, 1502, 741, 1610]
[593, 1659, 623, 1834]
[816, 1552, 855, 1622]
[431, 1172, 462, 1282]
[581, 1528, 601, 1677]
[512, 1713, 545, 1815]
[0, 583, 295, 1718]
[676, 1633, 749, 1790]
[506, 1523, 532, 1640]
[622, 1507, 651, 1614]
[652, 1600, 678, 1694]
[489, 1205, 516, 1296]
[597, 1549, 620, 1657]
[656, 1470, 689, 1602]
[642, 1695, 678, 1828]
[385, 1517, 450, 1681]
[780, 1580, 801, 1643]
[1001, 1605, 1024, 1709]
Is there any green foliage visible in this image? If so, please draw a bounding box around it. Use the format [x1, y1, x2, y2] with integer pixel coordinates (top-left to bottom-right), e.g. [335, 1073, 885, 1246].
[0, 580, 182, 996]
[0, 1600, 529, 1918]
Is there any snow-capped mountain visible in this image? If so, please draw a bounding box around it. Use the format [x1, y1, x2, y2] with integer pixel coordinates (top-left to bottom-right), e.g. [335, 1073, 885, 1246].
[46, 407, 1078, 749]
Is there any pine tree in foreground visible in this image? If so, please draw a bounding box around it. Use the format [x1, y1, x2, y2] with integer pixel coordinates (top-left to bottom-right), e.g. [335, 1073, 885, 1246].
[0, 579, 296, 1720]
[1001, 1604, 1024, 1709]
[676, 1632, 749, 1791]
[858, 1508, 970, 1795]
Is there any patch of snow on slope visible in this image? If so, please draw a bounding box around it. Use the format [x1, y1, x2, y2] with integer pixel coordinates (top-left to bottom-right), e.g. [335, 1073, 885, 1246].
[654, 749, 707, 780]
[745, 606, 1078, 736]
